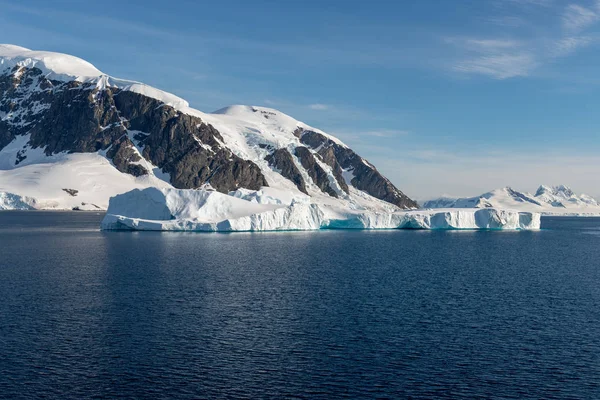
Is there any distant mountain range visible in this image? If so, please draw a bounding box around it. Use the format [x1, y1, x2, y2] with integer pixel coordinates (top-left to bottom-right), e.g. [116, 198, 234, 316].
[424, 185, 600, 215]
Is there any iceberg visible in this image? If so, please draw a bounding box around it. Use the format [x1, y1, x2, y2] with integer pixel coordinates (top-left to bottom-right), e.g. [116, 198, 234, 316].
[100, 188, 541, 231]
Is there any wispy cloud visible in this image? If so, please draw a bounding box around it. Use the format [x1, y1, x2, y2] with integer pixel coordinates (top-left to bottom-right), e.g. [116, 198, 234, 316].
[499, 0, 554, 6]
[364, 129, 410, 138]
[550, 35, 593, 57]
[446, 37, 538, 79]
[562, 3, 599, 32]
[487, 15, 527, 27]
[464, 39, 523, 49]
[447, 1, 600, 79]
[454, 53, 538, 79]
[308, 104, 330, 111]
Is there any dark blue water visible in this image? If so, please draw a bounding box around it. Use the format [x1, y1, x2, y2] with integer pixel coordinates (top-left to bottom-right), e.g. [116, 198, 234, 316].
[1, 212, 600, 399]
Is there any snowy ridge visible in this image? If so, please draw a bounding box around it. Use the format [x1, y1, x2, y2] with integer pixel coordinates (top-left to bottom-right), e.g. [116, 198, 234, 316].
[211, 105, 346, 147]
[0, 44, 188, 107]
[101, 188, 540, 231]
[534, 185, 599, 208]
[0, 44, 102, 82]
[424, 186, 600, 216]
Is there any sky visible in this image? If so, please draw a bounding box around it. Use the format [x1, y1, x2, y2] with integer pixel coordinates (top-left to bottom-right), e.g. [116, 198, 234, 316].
[2, 0, 600, 199]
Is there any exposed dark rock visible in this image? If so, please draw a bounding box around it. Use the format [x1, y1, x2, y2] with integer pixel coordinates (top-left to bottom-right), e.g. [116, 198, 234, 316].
[169, 146, 267, 191]
[292, 127, 304, 139]
[258, 143, 274, 151]
[296, 128, 417, 208]
[315, 146, 349, 194]
[62, 188, 79, 197]
[113, 92, 267, 192]
[265, 148, 307, 194]
[106, 136, 148, 177]
[294, 146, 338, 198]
[0, 66, 269, 193]
[28, 84, 124, 154]
[15, 149, 26, 165]
[297, 129, 333, 150]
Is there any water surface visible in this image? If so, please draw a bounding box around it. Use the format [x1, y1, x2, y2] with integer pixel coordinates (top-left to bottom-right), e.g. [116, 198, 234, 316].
[1, 212, 599, 398]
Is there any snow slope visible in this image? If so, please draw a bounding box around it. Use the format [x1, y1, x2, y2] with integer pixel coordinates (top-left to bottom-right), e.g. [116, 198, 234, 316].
[424, 186, 600, 216]
[101, 188, 540, 231]
[0, 133, 172, 210]
[534, 185, 599, 208]
[0, 44, 102, 82]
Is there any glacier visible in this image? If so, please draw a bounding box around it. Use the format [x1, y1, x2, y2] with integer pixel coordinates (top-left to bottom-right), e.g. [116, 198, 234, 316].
[101, 188, 541, 231]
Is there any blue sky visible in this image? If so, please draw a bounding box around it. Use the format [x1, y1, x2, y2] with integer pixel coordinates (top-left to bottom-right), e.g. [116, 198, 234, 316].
[2, 0, 600, 198]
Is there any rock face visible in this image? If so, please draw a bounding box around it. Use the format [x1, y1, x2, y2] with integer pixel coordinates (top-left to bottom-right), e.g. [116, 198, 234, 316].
[0, 45, 418, 209]
[296, 129, 418, 209]
[264, 148, 308, 194]
[294, 146, 339, 198]
[0, 66, 267, 193]
[106, 136, 147, 177]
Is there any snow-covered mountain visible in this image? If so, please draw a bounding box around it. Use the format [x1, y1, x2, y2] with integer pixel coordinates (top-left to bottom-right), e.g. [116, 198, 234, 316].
[0, 44, 417, 211]
[534, 185, 599, 208]
[424, 186, 600, 215]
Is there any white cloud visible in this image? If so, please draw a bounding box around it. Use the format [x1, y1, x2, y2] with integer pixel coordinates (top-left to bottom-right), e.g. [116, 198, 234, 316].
[364, 129, 410, 137]
[463, 38, 523, 50]
[550, 35, 593, 57]
[453, 53, 538, 79]
[562, 4, 599, 32]
[447, 1, 600, 80]
[487, 16, 527, 27]
[499, 0, 554, 6]
[445, 36, 538, 79]
[308, 103, 330, 111]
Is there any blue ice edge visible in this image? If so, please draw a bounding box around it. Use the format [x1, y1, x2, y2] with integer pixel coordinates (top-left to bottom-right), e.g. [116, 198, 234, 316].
[100, 217, 537, 233]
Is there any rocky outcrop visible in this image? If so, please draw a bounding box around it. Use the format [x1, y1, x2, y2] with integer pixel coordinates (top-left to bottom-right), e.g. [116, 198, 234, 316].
[106, 136, 148, 177]
[0, 66, 268, 193]
[265, 148, 308, 194]
[297, 129, 418, 209]
[114, 92, 267, 191]
[294, 146, 338, 198]
[315, 146, 349, 194]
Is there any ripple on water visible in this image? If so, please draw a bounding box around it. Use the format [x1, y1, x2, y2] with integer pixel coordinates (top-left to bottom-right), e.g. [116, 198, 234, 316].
[1, 213, 600, 398]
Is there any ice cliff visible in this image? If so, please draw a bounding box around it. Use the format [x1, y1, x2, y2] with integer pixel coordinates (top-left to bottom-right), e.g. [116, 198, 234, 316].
[101, 188, 541, 231]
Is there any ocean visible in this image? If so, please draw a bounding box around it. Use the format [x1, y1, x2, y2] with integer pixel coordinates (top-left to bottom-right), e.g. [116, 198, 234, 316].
[1, 212, 599, 398]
